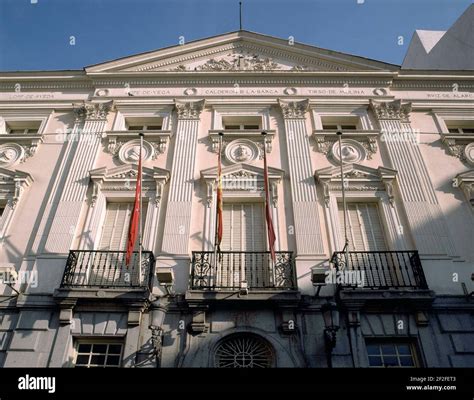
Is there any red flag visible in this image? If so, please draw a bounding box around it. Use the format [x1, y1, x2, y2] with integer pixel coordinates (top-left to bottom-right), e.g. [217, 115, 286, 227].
[126, 145, 142, 266]
[263, 145, 276, 262]
[216, 137, 223, 250]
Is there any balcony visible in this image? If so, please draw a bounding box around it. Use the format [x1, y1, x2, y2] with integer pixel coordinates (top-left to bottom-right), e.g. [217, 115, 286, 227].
[187, 251, 299, 303]
[330, 250, 433, 309]
[60, 250, 155, 290]
[330, 250, 428, 290]
[54, 250, 155, 307]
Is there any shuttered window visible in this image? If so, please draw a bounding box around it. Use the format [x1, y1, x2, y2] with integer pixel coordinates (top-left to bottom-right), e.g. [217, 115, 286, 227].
[218, 202, 268, 288]
[338, 202, 387, 251]
[99, 202, 147, 251]
[221, 203, 266, 251]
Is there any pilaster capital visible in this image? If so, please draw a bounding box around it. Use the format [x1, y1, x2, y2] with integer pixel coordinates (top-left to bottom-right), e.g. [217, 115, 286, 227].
[73, 101, 114, 122]
[278, 99, 309, 119]
[369, 99, 411, 123]
[175, 99, 205, 120]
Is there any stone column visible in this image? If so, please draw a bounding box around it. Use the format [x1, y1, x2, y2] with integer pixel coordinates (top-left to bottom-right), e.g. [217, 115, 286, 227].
[371, 99, 456, 257]
[42, 101, 112, 254]
[161, 100, 205, 255]
[278, 99, 325, 257]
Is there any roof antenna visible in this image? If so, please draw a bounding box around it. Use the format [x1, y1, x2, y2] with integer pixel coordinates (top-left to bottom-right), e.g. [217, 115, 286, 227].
[239, 1, 243, 30]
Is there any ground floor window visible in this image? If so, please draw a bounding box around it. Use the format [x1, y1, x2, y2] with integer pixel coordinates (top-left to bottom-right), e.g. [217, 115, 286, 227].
[74, 340, 124, 368]
[366, 340, 419, 367]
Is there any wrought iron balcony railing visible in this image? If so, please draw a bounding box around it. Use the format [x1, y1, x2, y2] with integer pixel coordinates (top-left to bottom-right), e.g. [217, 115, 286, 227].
[330, 250, 428, 290]
[190, 251, 297, 291]
[60, 250, 155, 291]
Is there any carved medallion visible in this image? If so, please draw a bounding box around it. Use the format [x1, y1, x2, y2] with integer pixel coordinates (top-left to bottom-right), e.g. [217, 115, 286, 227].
[331, 139, 366, 164]
[224, 139, 260, 164]
[118, 139, 154, 164]
[0, 143, 25, 167]
[464, 142, 474, 165]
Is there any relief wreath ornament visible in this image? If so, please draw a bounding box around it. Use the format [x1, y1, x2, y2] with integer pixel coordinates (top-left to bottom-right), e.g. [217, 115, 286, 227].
[118, 139, 154, 164]
[224, 139, 260, 164]
[0, 143, 25, 167]
[331, 139, 367, 164]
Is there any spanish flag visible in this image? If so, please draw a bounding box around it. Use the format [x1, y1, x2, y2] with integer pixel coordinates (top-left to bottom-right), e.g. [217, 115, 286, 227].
[126, 138, 142, 266]
[263, 136, 276, 262]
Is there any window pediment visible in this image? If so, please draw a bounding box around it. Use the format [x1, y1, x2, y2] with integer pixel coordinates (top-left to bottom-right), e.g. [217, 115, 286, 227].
[89, 164, 170, 206]
[201, 163, 284, 207]
[315, 163, 397, 206]
[0, 167, 33, 208]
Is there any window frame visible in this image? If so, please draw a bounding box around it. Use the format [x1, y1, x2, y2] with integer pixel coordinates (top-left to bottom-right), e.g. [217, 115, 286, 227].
[81, 165, 169, 252]
[73, 338, 124, 368]
[315, 165, 408, 254]
[2, 118, 47, 135]
[126, 123, 163, 131]
[337, 200, 389, 252]
[322, 123, 358, 131]
[365, 338, 421, 368]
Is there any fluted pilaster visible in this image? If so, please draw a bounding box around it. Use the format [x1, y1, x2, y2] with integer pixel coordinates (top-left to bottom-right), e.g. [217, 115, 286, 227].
[370, 99, 456, 257]
[278, 99, 324, 256]
[161, 100, 205, 255]
[42, 101, 112, 253]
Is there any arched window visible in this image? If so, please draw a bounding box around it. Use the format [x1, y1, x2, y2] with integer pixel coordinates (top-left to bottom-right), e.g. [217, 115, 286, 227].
[214, 333, 274, 368]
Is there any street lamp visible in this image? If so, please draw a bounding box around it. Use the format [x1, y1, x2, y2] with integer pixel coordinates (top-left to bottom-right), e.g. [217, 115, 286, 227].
[321, 301, 340, 368]
[149, 298, 168, 367]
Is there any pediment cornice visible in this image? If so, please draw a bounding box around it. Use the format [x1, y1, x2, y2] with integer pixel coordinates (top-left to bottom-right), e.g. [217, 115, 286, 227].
[85, 31, 397, 75]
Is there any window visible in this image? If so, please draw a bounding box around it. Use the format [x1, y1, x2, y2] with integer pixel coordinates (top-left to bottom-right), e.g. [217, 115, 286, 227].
[445, 121, 474, 134]
[222, 203, 266, 252]
[321, 116, 360, 131]
[125, 117, 163, 131]
[74, 341, 123, 368]
[222, 116, 262, 130]
[366, 340, 418, 367]
[0, 206, 4, 217]
[447, 127, 474, 134]
[338, 202, 387, 251]
[6, 121, 40, 134]
[215, 334, 274, 368]
[99, 202, 147, 251]
[220, 202, 268, 287]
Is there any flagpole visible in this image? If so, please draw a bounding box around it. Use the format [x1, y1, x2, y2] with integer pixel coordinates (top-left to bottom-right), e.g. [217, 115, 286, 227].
[337, 131, 349, 267]
[138, 133, 144, 284]
[214, 132, 223, 273]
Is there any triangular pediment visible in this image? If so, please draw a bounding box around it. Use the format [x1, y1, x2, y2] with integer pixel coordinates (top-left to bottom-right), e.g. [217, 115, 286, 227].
[315, 163, 397, 181]
[86, 31, 397, 74]
[90, 164, 170, 181]
[201, 162, 284, 180]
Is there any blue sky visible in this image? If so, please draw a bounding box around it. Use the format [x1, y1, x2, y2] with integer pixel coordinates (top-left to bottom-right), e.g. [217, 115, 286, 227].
[0, 0, 472, 71]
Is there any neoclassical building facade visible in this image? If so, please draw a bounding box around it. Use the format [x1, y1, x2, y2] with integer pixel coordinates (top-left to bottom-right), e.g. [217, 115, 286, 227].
[0, 8, 473, 368]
